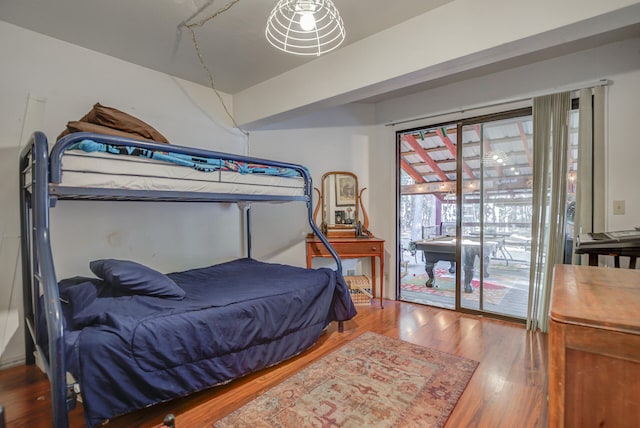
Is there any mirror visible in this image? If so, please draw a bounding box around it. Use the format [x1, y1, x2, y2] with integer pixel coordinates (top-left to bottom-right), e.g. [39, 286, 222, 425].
[314, 171, 370, 237]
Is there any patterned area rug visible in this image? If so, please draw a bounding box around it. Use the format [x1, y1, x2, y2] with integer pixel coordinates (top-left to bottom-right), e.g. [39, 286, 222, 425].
[401, 267, 510, 305]
[214, 332, 478, 428]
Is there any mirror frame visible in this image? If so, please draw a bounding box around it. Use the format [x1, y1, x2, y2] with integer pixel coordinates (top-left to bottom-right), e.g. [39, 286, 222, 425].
[321, 171, 358, 232]
[313, 171, 371, 238]
[314, 171, 357, 237]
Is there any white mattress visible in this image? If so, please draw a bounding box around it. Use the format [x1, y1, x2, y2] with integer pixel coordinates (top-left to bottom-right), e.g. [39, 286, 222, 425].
[50, 151, 305, 197]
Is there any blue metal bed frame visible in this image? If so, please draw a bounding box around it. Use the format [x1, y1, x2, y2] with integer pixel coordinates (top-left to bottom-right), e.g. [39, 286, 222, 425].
[19, 131, 344, 428]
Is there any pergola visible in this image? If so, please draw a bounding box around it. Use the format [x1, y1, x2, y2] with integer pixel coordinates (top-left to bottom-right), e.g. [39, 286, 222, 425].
[399, 114, 578, 235]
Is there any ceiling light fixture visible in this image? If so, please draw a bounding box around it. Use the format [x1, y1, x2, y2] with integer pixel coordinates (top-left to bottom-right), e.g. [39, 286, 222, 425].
[265, 0, 345, 56]
[482, 150, 509, 167]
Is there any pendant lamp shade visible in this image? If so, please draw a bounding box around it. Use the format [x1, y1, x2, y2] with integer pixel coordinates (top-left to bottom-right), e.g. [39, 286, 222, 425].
[266, 0, 345, 56]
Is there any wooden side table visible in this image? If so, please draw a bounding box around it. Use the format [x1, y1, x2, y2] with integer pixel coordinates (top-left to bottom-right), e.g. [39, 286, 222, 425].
[549, 265, 640, 427]
[306, 234, 384, 308]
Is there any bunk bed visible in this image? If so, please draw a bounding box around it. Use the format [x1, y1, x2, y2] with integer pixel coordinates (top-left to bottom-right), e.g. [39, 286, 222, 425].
[19, 131, 357, 428]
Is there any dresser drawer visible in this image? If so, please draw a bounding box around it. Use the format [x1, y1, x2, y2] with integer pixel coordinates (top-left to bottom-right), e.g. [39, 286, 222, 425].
[333, 242, 382, 256]
[308, 241, 383, 257]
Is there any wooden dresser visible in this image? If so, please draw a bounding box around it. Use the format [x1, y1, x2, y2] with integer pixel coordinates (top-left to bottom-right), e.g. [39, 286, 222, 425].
[549, 265, 640, 427]
[306, 234, 384, 308]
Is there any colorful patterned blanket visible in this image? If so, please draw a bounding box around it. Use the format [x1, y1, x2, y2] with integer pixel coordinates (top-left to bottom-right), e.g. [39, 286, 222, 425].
[68, 139, 301, 177]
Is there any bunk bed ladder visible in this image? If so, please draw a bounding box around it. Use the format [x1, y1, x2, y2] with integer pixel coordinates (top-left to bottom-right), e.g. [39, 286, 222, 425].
[19, 154, 34, 366]
[20, 131, 72, 428]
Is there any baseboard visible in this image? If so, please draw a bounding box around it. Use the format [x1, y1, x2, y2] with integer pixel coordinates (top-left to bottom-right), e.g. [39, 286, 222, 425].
[0, 355, 26, 370]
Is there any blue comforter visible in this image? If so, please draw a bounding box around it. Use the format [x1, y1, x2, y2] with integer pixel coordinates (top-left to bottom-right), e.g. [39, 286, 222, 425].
[68, 139, 302, 177]
[58, 258, 356, 427]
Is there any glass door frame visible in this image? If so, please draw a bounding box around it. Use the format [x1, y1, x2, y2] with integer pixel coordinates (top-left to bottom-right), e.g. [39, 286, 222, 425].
[455, 108, 531, 322]
[396, 108, 531, 324]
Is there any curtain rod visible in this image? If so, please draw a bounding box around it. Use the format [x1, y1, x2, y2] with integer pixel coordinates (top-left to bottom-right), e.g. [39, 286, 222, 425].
[385, 78, 610, 127]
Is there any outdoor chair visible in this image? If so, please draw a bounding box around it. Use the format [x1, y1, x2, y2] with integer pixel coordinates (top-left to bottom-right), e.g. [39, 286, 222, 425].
[402, 241, 418, 264]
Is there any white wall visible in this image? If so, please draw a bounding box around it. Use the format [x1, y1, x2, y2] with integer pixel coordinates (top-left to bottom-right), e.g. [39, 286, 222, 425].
[0, 21, 247, 368]
[248, 106, 375, 275]
[606, 69, 640, 231]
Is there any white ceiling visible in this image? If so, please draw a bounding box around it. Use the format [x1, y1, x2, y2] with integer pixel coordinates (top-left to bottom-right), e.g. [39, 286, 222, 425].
[0, 0, 452, 94]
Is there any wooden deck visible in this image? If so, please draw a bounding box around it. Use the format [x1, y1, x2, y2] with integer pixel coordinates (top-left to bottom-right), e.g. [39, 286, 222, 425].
[400, 244, 531, 319]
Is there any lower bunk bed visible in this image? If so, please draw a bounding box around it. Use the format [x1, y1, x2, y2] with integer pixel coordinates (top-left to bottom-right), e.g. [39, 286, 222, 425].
[20, 131, 357, 427]
[56, 257, 352, 427]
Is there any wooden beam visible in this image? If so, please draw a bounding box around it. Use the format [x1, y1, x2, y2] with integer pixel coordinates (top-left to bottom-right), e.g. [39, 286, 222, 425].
[401, 174, 532, 195]
[405, 126, 458, 141]
[401, 180, 456, 195]
[402, 135, 536, 159]
[402, 134, 449, 182]
[400, 158, 426, 183]
[435, 128, 475, 179]
[517, 121, 533, 169]
[401, 140, 479, 157]
[410, 151, 529, 168]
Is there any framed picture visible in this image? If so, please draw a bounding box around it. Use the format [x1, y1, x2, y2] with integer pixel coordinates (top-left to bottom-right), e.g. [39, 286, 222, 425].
[335, 174, 356, 206]
[334, 210, 346, 224]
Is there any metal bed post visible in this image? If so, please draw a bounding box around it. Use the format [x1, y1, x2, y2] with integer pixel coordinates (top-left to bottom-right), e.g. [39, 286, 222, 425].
[21, 131, 70, 428]
[246, 204, 252, 259]
[299, 168, 348, 332]
[19, 145, 35, 365]
[300, 170, 343, 276]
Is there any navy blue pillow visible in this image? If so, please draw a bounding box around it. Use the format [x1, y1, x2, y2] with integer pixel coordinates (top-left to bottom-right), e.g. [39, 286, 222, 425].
[89, 259, 185, 300]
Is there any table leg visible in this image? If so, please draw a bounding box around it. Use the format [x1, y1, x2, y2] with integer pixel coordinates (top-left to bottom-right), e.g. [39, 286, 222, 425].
[463, 249, 475, 293]
[379, 251, 384, 309]
[371, 255, 376, 299]
[370, 256, 383, 308]
[483, 252, 491, 278]
[425, 261, 436, 287]
[306, 247, 313, 269]
[463, 267, 474, 293]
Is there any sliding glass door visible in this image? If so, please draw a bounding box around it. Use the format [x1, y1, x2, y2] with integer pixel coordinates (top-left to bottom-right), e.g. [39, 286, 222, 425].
[398, 110, 537, 320]
[398, 123, 458, 310]
[459, 113, 533, 318]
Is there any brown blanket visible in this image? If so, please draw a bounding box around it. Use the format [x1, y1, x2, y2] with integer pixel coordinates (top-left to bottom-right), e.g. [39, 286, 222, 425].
[57, 103, 170, 144]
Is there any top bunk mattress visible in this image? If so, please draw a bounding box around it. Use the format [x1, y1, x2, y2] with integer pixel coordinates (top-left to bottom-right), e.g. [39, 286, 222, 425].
[57, 150, 305, 197]
[31, 133, 308, 200]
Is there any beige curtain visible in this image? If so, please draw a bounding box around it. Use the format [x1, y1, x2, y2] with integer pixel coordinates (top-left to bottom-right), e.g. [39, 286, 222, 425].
[573, 86, 606, 264]
[527, 92, 571, 333]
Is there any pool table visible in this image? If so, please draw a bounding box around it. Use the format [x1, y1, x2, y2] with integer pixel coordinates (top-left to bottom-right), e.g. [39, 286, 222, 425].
[413, 235, 499, 293]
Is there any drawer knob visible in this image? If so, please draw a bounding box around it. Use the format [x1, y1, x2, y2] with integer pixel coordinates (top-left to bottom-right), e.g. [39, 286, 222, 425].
[371, 246, 378, 251]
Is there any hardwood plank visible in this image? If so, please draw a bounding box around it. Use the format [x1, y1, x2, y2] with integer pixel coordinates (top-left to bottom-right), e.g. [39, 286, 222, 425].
[0, 302, 548, 427]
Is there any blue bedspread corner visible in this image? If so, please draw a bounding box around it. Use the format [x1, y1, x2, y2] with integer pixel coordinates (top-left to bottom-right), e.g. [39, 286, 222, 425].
[329, 273, 358, 322]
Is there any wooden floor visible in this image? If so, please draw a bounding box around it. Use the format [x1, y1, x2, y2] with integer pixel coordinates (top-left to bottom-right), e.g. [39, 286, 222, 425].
[0, 301, 549, 427]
